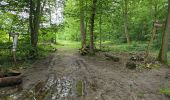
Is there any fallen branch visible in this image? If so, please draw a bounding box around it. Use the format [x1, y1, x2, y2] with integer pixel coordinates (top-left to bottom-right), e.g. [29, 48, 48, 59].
[105, 53, 119, 62]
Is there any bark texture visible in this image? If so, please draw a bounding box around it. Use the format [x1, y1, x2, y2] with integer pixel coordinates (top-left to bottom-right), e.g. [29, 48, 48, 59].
[89, 0, 97, 55]
[29, 0, 41, 57]
[158, 0, 170, 63]
[80, 0, 86, 49]
[124, 0, 130, 44]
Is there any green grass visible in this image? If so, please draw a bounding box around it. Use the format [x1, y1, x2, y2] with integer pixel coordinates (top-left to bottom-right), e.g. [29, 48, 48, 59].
[55, 40, 81, 49]
[76, 80, 83, 97]
[96, 41, 148, 52]
[137, 92, 145, 98]
[160, 88, 170, 96]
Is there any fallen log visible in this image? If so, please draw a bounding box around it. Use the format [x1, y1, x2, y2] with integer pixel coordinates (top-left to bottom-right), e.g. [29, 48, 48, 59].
[0, 72, 22, 87]
[105, 54, 120, 62]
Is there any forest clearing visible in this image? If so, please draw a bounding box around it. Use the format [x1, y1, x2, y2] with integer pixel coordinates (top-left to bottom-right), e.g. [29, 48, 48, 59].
[0, 0, 170, 100]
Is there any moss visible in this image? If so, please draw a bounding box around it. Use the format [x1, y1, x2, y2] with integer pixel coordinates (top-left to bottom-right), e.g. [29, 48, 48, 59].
[137, 92, 145, 98]
[76, 80, 83, 97]
[1, 96, 11, 100]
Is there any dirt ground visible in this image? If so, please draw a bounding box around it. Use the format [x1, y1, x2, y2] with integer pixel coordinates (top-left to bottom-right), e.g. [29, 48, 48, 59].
[0, 48, 170, 100]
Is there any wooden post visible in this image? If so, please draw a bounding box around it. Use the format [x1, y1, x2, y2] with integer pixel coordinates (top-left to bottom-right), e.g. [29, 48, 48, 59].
[9, 32, 19, 65]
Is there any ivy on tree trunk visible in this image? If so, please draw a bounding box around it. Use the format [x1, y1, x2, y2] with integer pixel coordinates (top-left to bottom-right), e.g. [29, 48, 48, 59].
[29, 0, 41, 57]
[89, 0, 97, 55]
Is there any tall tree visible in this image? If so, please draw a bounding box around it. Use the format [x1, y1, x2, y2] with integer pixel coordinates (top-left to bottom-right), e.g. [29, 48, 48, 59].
[89, 0, 97, 55]
[99, 0, 103, 50]
[124, 0, 130, 44]
[29, 0, 42, 57]
[158, 0, 170, 63]
[80, 0, 86, 49]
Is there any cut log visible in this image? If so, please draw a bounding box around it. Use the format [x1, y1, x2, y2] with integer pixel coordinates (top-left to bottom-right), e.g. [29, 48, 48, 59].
[105, 54, 119, 62]
[0, 72, 22, 87]
[79, 47, 89, 56]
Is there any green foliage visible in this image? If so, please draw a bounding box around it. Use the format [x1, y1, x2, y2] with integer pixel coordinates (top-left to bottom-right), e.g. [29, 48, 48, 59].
[58, 0, 167, 49]
[58, 17, 80, 41]
[0, 0, 170, 68]
[55, 40, 81, 49]
[98, 41, 147, 52]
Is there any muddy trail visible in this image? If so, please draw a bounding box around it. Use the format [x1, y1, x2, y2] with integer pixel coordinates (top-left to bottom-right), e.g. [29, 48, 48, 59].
[0, 49, 170, 100]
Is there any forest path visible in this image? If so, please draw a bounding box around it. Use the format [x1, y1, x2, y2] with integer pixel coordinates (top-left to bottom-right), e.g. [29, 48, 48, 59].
[1, 48, 170, 100]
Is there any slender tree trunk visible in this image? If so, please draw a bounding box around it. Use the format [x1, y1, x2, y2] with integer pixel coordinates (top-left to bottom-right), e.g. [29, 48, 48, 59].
[55, 32, 57, 44]
[145, 25, 157, 64]
[29, 0, 34, 46]
[34, 0, 41, 46]
[85, 0, 88, 40]
[80, 0, 86, 48]
[89, 0, 97, 55]
[124, 0, 130, 44]
[145, 2, 158, 64]
[98, 0, 102, 50]
[99, 11, 102, 50]
[158, 0, 170, 63]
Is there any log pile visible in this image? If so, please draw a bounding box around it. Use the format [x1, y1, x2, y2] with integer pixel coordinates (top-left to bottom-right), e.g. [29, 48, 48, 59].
[79, 46, 90, 56]
[126, 53, 145, 70]
[79, 45, 102, 55]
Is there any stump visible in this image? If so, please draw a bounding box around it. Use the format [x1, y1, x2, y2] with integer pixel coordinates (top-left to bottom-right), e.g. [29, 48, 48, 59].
[126, 62, 137, 70]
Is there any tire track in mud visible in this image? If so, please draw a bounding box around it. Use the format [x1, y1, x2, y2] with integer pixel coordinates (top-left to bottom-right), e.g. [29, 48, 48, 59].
[75, 57, 139, 100]
[74, 58, 105, 99]
[46, 54, 96, 100]
[36, 54, 93, 100]
[4, 51, 170, 100]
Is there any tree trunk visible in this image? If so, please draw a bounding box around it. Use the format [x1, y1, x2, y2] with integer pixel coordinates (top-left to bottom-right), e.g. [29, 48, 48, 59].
[89, 0, 97, 55]
[29, 0, 41, 57]
[29, 0, 34, 46]
[99, 1, 102, 50]
[80, 0, 86, 49]
[124, 0, 130, 44]
[99, 12, 102, 50]
[85, 0, 88, 41]
[145, 2, 158, 64]
[158, 0, 170, 63]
